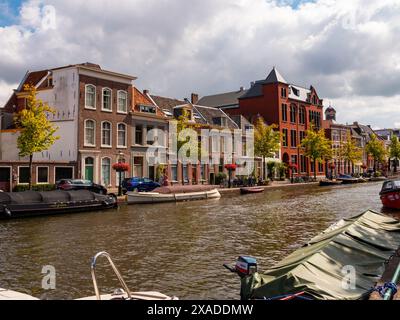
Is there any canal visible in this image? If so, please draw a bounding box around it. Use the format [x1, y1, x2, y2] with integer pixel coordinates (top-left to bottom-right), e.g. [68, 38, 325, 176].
[0, 182, 396, 300]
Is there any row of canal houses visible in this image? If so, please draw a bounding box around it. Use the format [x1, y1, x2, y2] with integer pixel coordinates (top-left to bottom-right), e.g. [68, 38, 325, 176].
[0, 62, 384, 191]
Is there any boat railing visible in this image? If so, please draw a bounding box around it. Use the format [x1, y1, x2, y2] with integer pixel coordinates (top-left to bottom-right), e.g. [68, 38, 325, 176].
[91, 251, 132, 300]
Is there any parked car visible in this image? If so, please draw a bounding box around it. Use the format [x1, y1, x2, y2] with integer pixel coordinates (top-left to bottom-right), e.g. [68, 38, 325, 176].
[56, 179, 108, 195]
[122, 177, 160, 193]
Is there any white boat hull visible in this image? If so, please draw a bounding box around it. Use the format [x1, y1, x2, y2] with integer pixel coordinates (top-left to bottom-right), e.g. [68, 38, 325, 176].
[127, 189, 221, 204]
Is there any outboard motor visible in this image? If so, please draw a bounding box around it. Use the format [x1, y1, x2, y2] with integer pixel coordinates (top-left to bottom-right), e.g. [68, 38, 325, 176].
[224, 256, 257, 278]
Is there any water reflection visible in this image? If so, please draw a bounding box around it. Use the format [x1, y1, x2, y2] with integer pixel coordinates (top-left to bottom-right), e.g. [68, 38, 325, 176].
[0, 182, 397, 300]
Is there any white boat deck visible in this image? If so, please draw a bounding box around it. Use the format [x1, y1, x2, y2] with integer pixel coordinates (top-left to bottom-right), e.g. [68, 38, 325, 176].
[0, 288, 39, 300]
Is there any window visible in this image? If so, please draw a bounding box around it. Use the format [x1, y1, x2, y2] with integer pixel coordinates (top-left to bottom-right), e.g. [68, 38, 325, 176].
[183, 165, 188, 183]
[281, 104, 288, 122]
[117, 123, 127, 147]
[299, 131, 306, 143]
[18, 167, 30, 184]
[85, 85, 96, 109]
[102, 88, 112, 111]
[291, 155, 298, 168]
[55, 167, 74, 181]
[290, 105, 297, 123]
[84, 119, 96, 146]
[282, 129, 288, 147]
[117, 91, 128, 113]
[299, 106, 306, 125]
[101, 121, 112, 147]
[318, 162, 324, 173]
[147, 126, 154, 145]
[201, 165, 206, 180]
[290, 130, 297, 148]
[37, 167, 49, 184]
[101, 158, 111, 186]
[300, 155, 307, 173]
[135, 125, 143, 145]
[171, 165, 178, 181]
[281, 87, 287, 98]
[139, 105, 156, 114]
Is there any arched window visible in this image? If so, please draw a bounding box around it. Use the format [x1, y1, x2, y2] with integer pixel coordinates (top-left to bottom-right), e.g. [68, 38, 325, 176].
[101, 157, 111, 186]
[117, 90, 128, 113]
[102, 88, 112, 111]
[85, 85, 96, 109]
[84, 119, 96, 146]
[101, 121, 112, 147]
[117, 123, 127, 147]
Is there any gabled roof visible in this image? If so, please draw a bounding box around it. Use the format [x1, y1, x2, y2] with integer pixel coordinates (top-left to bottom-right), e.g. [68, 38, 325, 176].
[197, 88, 247, 108]
[265, 67, 287, 84]
[150, 94, 238, 129]
[132, 88, 166, 118]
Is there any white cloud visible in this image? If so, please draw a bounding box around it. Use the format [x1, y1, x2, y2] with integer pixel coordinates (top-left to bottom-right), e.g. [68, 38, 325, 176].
[0, 0, 399, 128]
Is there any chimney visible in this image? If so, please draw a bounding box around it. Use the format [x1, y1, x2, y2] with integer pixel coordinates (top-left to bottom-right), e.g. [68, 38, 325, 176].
[143, 89, 149, 96]
[240, 86, 244, 91]
[191, 93, 199, 104]
[250, 82, 255, 87]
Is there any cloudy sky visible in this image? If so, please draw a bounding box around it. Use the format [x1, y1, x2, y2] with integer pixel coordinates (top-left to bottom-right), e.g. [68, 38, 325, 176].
[0, 0, 399, 128]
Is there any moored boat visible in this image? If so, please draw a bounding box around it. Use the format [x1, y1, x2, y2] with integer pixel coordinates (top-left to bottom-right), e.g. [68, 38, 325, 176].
[380, 180, 400, 209]
[337, 174, 359, 184]
[0, 190, 117, 219]
[224, 210, 400, 300]
[319, 180, 342, 186]
[127, 185, 221, 204]
[240, 187, 265, 195]
[0, 251, 177, 300]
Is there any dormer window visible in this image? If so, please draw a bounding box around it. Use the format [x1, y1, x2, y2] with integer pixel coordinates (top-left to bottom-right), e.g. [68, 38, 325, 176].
[213, 117, 228, 127]
[139, 105, 156, 114]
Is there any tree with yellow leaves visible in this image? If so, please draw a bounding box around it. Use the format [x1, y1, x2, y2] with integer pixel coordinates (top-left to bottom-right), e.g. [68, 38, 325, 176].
[14, 85, 59, 189]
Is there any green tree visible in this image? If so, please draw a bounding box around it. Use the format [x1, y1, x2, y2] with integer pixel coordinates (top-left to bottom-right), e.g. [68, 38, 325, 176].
[14, 85, 59, 189]
[300, 126, 332, 180]
[365, 134, 387, 173]
[339, 130, 363, 174]
[175, 109, 205, 184]
[254, 116, 281, 181]
[389, 135, 400, 173]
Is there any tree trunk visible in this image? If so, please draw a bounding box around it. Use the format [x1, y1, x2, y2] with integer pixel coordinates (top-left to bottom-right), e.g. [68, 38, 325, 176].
[29, 154, 33, 190]
[373, 159, 377, 173]
[395, 158, 398, 173]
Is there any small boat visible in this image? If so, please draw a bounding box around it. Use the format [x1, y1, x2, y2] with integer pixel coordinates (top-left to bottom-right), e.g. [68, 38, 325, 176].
[0, 190, 117, 219]
[127, 185, 221, 204]
[380, 180, 400, 209]
[240, 187, 265, 194]
[1, 252, 177, 300]
[337, 174, 359, 184]
[319, 180, 342, 186]
[224, 210, 400, 300]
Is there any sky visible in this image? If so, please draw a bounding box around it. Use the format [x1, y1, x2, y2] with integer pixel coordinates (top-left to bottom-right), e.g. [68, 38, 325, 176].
[0, 0, 399, 129]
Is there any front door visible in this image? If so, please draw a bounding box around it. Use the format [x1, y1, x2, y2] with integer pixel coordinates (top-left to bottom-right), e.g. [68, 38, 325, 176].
[85, 157, 94, 181]
[0, 167, 11, 192]
[148, 166, 155, 181]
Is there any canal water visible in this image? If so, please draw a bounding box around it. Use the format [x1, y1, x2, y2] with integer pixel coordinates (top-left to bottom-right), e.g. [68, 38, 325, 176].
[0, 182, 396, 300]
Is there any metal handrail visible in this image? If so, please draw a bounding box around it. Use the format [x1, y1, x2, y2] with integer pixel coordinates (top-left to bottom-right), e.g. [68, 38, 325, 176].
[91, 251, 132, 300]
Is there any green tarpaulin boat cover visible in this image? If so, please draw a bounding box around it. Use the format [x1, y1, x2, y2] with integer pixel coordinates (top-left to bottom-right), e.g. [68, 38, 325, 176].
[241, 210, 400, 300]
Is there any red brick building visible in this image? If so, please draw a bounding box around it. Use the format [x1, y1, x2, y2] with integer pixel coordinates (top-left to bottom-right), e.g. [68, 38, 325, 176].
[224, 67, 326, 177]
